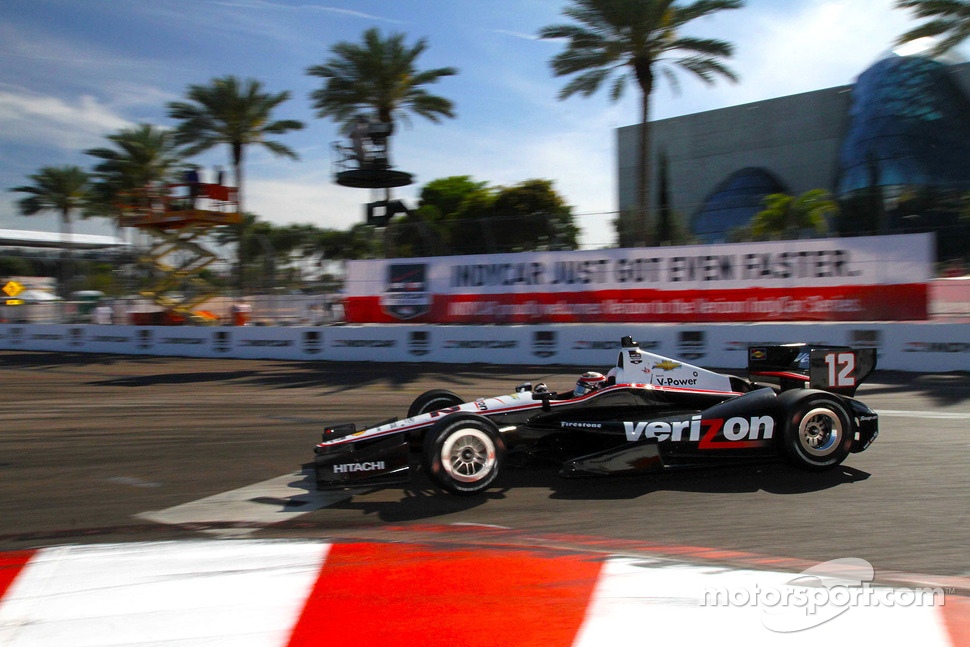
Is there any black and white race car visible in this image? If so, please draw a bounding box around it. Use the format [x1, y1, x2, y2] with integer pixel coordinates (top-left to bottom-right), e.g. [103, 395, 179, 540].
[313, 336, 878, 496]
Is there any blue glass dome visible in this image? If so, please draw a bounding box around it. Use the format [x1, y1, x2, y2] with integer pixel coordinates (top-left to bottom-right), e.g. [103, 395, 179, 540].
[692, 167, 788, 243]
[838, 55, 970, 195]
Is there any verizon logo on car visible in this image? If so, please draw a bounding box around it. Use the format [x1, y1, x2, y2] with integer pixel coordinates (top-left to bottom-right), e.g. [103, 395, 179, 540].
[332, 461, 385, 474]
[624, 415, 775, 447]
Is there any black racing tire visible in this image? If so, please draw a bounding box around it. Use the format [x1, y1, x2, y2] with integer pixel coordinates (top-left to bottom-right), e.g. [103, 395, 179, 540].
[422, 414, 505, 496]
[782, 396, 853, 470]
[407, 389, 464, 418]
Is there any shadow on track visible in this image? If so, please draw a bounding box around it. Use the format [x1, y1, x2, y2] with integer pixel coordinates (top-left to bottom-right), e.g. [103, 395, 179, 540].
[317, 462, 870, 524]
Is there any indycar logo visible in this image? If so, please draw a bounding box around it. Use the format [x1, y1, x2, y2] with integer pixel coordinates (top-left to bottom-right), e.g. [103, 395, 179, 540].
[383, 263, 431, 320]
[213, 330, 231, 353]
[624, 414, 774, 449]
[303, 330, 322, 354]
[332, 461, 386, 474]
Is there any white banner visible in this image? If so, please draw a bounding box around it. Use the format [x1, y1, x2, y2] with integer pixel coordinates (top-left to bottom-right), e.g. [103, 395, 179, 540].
[342, 235, 934, 324]
[2, 321, 967, 372]
[345, 234, 933, 296]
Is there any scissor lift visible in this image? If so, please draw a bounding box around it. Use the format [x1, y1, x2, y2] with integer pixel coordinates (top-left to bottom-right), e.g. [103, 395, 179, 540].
[118, 183, 241, 324]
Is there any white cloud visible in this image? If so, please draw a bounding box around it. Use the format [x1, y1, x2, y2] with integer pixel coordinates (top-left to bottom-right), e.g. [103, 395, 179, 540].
[245, 174, 370, 231]
[0, 88, 131, 151]
[651, 0, 965, 117]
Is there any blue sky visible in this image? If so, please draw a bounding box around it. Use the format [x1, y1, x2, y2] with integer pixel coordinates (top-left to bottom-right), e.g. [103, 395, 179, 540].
[1, 0, 961, 249]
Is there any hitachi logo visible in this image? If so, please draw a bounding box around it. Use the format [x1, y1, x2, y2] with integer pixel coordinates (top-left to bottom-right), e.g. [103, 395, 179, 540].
[332, 461, 385, 474]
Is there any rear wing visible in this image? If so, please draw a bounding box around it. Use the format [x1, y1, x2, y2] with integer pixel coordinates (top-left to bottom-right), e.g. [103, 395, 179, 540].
[747, 344, 877, 396]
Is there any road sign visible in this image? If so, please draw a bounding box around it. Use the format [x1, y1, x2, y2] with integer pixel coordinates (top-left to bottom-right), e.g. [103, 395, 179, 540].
[2, 281, 24, 298]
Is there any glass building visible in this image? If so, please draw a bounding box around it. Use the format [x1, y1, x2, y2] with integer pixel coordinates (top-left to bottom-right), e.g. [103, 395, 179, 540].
[617, 54, 970, 262]
[692, 167, 788, 243]
[836, 56, 970, 260]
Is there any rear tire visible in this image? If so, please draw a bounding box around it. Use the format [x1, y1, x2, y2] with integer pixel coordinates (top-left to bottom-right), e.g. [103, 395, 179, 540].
[422, 415, 505, 495]
[782, 396, 853, 470]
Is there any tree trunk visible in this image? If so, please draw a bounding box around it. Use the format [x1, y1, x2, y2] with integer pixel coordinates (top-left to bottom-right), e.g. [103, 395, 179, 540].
[233, 145, 245, 295]
[635, 63, 654, 249]
[60, 209, 73, 297]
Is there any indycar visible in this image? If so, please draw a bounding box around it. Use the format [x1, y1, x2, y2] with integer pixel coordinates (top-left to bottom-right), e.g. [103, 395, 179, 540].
[313, 336, 878, 496]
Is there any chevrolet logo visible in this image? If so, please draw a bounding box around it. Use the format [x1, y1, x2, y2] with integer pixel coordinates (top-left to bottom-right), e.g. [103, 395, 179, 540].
[653, 360, 682, 371]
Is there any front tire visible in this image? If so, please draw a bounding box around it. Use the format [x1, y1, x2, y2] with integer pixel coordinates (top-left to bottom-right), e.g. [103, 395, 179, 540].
[422, 415, 505, 495]
[782, 396, 853, 470]
[408, 389, 464, 418]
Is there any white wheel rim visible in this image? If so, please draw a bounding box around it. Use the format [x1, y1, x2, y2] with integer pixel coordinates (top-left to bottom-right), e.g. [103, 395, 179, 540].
[798, 407, 843, 457]
[441, 428, 496, 483]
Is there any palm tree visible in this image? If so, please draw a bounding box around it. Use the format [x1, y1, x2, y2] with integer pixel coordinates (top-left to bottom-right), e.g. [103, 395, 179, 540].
[306, 27, 458, 142]
[9, 165, 91, 295]
[895, 0, 970, 56]
[540, 0, 744, 247]
[167, 76, 304, 214]
[750, 190, 837, 240]
[85, 123, 183, 224]
[167, 76, 304, 291]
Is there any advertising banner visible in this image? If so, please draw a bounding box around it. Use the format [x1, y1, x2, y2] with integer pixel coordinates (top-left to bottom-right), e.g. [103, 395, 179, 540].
[343, 234, 933, 323]
[4, 321, 969, 371]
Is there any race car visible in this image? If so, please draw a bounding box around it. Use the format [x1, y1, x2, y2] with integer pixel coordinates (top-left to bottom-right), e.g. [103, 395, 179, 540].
[313, 336, 878, 496]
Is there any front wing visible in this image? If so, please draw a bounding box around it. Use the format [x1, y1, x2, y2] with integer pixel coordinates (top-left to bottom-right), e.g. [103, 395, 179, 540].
[314, 432, 411, 489]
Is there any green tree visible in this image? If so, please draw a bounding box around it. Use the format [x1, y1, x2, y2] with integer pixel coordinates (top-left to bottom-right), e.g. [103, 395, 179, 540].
[85, 123, 183, 222]
[167, 76, 304, 212]
[392, 176, 579, 255]
[167, 76, 304, 290]
[749, 190, 837, 240]
[307, 27, 458, 138]
[490, 179, 579, 251]
[894, 0, 970, 55]
[540, 0, 743, 247]
[321, 223, 384, 260]
[9, 165, 91, 294]
[417, 176, 490, 223]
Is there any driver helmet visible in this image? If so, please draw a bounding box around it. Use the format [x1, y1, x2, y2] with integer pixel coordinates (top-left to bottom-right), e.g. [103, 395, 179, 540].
[573, 371, 607, 397]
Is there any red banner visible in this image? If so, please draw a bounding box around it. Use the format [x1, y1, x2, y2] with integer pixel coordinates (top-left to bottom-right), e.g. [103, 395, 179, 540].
[345, 283, 928, 324]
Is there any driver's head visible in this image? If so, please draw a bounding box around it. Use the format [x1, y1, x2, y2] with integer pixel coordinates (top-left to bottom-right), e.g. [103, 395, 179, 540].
[574, 371, 606, 397]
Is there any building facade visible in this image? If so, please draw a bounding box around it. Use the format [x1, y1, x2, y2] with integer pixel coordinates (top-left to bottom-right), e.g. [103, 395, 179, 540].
[616, 55, 970, 262]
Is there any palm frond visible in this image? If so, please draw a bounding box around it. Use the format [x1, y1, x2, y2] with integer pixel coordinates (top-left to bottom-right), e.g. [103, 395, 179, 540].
[306, 27, 457, 133]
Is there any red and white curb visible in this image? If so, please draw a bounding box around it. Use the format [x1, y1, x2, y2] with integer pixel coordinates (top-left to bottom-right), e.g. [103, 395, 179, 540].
[1, 540, 967, 646]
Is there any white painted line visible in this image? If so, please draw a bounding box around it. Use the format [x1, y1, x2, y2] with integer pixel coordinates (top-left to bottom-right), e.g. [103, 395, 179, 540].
[136, 470, 355, 536]
[876, 410, 970, 420]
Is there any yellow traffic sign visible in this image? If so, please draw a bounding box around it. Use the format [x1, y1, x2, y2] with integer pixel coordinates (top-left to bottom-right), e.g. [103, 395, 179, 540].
[2, 281, 24, 297]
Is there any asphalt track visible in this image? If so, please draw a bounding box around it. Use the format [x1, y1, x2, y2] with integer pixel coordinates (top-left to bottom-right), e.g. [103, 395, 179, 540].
[1, 350, 968, 584]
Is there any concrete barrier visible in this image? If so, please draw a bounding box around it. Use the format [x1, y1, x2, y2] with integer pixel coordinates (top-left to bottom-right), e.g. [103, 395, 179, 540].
[1, 322, 967, 372]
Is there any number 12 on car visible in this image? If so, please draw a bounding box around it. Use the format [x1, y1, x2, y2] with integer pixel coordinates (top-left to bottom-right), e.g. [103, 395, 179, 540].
[824, 352, 857, 388]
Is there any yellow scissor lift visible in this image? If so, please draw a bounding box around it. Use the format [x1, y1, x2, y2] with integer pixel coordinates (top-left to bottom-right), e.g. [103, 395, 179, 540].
[118, 183, 241, 324]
